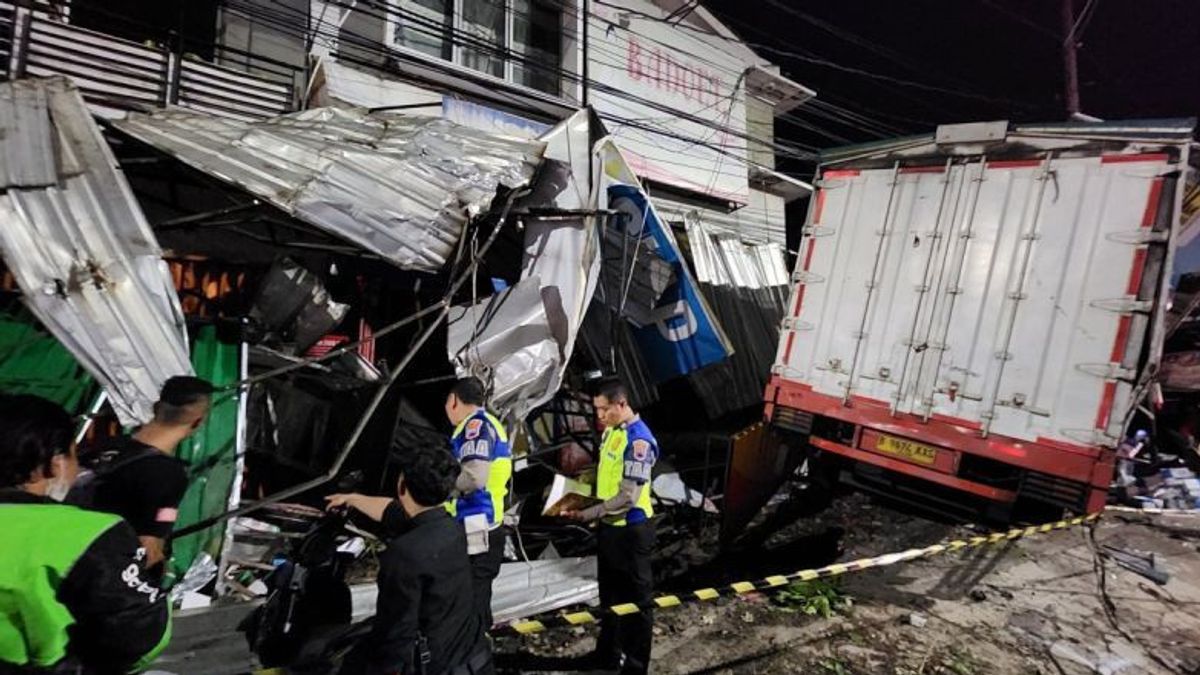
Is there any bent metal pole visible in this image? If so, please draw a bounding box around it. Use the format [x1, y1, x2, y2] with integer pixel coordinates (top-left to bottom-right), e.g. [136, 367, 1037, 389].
[172, 187, 530, 539]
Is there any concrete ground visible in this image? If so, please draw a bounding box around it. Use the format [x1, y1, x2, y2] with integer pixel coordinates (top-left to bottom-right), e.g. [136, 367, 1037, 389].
[500, 502, 1200, 674]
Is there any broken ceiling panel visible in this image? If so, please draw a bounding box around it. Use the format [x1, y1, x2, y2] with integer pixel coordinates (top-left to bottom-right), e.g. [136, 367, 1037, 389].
[114, 106, 545, 272]
[0, 77, 192, 425]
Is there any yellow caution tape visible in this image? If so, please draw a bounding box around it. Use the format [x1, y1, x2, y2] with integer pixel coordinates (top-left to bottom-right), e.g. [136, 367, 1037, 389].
[503, 511, 1102, 636]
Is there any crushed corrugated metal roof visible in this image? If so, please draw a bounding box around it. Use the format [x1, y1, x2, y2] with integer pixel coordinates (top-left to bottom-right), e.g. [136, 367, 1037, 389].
[446, 276, 561, 417]
[444, 110, 604, 419]
[0, 77, 193, 424]
[114, 106, 545, 272]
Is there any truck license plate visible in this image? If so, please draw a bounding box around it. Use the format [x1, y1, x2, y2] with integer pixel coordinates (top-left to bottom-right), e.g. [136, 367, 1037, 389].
[875, 435, 938, 466]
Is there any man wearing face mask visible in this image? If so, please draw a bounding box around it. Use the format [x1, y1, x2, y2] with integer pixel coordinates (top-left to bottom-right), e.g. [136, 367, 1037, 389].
[68, 376, 213, 579]
[0, 394, 172, 673]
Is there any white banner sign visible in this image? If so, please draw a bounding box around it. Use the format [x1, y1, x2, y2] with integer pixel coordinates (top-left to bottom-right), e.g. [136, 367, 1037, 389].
[587, 0, 751, 204]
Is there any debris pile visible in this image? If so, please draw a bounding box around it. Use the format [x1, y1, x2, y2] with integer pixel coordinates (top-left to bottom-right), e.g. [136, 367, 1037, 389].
[1125, 467, 1200, 511]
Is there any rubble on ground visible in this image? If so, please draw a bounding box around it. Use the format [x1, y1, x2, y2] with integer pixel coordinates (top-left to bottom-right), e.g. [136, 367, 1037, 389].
[497, 497, 1200, 674]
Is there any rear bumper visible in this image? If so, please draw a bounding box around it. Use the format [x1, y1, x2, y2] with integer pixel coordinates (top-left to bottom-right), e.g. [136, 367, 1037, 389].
[764, 377, 1115, 514]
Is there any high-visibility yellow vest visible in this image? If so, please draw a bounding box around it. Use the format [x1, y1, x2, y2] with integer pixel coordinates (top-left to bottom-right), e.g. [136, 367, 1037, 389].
[596, 417, 657, 527]
[446, 409, 512, 527]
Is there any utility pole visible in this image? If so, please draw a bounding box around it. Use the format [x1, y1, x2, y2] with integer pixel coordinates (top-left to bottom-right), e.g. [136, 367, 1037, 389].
[1061, 0, 1081, 117]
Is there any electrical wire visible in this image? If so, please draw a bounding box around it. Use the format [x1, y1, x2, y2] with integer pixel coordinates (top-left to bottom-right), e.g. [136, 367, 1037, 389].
[232, 0, 902, 151]
[572, 0, 915, 136]
[223, 0, 822, 164]
[1066, 0, 1101, 44]
[757, 0, 994, 95]
[591, 0, 1043, 111]
[978, 0, 1062, 42]
[219, 0, 936, 202]
[236, 3, 818, 197]
[297, 0, 911, 141]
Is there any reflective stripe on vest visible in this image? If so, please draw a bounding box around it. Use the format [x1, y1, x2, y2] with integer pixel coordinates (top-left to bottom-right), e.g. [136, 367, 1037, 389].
[595, 426, 654, 527]
[446, 410, 512, 527]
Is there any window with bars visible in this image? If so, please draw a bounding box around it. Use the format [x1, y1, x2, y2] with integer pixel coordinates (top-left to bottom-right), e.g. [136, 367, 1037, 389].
[389, 0, 564, 96]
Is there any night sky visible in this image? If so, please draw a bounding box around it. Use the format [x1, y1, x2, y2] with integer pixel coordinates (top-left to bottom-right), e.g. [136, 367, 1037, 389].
[708, 0, 1200, 173]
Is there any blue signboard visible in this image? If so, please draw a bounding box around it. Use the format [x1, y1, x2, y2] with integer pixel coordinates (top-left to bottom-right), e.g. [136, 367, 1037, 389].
[608, 184, 731, 381]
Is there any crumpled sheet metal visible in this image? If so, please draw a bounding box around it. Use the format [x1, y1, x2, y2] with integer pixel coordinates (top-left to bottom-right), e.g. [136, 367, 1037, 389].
[114, 106, 544, 272]
[350, 557, 598, 625]
[452, 109, 604, 418]
[0, 77, 192, 425]
[446, 276, 561, 417]
[515, 110, 604, 409]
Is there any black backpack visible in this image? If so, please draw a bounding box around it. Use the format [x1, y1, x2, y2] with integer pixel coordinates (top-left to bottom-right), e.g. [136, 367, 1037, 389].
[65, 446, 160, 509]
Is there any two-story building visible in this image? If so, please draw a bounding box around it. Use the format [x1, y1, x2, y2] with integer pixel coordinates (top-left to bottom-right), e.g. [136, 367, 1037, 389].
[4, 0, 813, 245]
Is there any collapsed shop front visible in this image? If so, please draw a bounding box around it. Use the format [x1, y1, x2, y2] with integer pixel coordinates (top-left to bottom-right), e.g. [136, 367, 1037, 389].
[0, 78, 797, 659]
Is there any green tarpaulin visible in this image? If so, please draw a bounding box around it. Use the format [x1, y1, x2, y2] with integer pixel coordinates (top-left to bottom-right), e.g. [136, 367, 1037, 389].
[0, 313, 94, 411]
[167, 326, 240, 587]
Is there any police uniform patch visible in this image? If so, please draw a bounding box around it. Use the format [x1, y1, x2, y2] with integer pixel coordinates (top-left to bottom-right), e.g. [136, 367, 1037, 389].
[465, 418, 484, 440]
[632, 439, 651, 461]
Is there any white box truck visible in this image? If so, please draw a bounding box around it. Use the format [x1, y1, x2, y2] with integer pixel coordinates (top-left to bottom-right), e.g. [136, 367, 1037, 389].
[765, 119, 1195, 520]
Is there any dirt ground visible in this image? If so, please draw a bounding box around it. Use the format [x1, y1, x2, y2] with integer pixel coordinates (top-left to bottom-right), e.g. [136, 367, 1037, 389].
[498, 497, 1200, 675]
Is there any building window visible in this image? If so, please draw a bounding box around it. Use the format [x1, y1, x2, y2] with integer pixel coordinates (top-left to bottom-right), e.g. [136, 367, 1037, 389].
[389, 0, 563, 96]
[461, 0, 505, 77]
[392, 0, 452, 60]
[512, 0, 561, 95]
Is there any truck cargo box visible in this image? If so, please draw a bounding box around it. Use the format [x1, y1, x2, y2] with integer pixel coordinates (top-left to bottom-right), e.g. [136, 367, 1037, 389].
[765, 119, 1195, 517]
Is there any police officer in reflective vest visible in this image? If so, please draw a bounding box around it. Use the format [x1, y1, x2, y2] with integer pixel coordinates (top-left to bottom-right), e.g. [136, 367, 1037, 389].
[562, 378, 656, 675]
[444, 377, 512, 630]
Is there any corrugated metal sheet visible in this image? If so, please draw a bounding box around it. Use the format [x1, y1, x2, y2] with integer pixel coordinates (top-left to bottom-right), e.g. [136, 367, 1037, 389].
[686, 215, 788, 418]
[351, 558, 599, 627]
[0, 77, 192, 425]
[177, 58, 293, 122]
[655, 190, 788, 246]
[114, 106, 544, 272]
[447, 110, 603, 418]
[446, 276, 561, 417]
[0, 80, 56, 187]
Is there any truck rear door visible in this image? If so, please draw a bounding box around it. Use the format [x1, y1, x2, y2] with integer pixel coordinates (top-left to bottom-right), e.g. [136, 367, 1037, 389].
[777, 152, 1174, 448]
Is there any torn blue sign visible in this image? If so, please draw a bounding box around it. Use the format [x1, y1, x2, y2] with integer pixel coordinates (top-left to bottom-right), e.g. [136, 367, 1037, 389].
[607, 184, 732, 381]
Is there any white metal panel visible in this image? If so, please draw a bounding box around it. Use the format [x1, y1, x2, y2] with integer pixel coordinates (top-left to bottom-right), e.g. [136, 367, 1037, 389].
[0, 77, 192, 425]
[776, 154, 1173, 448]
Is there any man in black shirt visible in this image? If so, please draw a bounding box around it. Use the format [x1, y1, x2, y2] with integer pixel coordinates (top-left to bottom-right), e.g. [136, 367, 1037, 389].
[329, 445, 492, 675]
[70, 376, 213, 576]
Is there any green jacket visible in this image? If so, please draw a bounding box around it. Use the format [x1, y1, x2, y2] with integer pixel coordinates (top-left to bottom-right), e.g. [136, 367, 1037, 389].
[0, 489, 171, 673]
